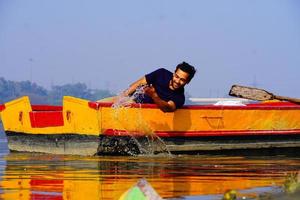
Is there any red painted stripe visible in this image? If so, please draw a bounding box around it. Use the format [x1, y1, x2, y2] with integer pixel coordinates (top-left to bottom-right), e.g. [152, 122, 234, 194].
[0, 104, 5, 112]
[246, 102, 298, 106]
[88, 102, 98, 110]
[31, 105, 63, 111]
[88, 101, 300, 110]
[181, 105, 300, 110]
[30, 111, 64, 128]
[103, 129, 300, 137]
[88, 102, 114, 110]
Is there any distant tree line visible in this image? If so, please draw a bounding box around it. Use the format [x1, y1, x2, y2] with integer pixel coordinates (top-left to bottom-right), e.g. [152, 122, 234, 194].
[0, 77, 115, 105]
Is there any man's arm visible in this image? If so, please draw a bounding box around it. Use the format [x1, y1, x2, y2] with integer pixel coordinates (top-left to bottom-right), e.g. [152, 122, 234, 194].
[144, 85, 176, 112]
[124, 77, 147, 96]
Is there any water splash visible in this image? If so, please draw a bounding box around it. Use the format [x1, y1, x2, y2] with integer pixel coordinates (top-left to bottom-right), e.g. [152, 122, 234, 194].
[112, 85, 146, 109]
[111, 86, 171, 156]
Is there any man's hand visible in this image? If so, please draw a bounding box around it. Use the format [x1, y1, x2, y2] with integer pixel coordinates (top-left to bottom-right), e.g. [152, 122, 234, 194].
[143, 85, 176, 112]
[143, 85, 158, 98]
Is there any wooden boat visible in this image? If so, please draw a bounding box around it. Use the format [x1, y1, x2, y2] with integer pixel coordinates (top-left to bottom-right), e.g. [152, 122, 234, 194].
[1, 96, 300, 155]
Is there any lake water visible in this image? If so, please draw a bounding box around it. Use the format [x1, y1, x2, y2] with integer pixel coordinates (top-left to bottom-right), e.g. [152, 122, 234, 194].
[1, 130, 300, 200]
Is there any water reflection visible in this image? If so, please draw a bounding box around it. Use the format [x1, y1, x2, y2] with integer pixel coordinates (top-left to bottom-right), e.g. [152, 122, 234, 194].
[0, 152, 300, 199]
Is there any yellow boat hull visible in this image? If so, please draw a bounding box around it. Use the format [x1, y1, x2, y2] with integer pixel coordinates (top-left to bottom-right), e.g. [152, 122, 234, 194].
[1, 96, 300, 155]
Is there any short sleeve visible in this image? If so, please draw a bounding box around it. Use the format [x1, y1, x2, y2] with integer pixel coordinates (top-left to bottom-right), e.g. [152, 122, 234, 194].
[145, 68, 165, 85]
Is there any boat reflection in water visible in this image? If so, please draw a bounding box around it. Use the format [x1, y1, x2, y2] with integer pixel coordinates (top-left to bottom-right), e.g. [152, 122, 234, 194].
[1, 152, 300, 199]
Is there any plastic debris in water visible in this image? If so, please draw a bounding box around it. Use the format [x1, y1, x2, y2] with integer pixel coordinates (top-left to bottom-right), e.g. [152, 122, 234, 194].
[223, 189, 237, 200]
[118, 178, 163, 200]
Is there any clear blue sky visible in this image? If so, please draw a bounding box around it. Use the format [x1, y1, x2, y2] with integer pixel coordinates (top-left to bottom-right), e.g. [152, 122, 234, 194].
[1, 0, 299, 97]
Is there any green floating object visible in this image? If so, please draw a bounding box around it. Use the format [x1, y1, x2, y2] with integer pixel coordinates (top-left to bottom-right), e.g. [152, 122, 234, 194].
[119, 179, 163, 200]
[122, 186, 147, 200]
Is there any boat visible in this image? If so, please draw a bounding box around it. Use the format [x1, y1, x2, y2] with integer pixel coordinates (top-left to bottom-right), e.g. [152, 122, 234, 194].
[1, 95, 300, 155]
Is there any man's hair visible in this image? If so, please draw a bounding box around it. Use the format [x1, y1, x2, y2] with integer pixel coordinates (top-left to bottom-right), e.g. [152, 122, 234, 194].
[175, 62, 196, 83]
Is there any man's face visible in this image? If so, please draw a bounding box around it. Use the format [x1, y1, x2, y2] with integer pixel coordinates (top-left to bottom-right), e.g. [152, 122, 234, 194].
[170, 69, 190, 90]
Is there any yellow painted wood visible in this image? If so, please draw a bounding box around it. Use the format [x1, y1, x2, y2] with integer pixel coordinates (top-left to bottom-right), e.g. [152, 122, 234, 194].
[101, 106, 300, 133]
[63, 96, 101, 136]
[0, 96, 101, 135]
[0, 96, 32, 133]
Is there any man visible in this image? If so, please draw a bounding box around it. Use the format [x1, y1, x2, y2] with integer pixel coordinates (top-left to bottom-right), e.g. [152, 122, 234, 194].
[124, 62, 196, 112]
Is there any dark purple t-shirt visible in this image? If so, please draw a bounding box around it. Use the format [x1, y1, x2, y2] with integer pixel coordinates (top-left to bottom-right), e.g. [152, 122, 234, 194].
[134, 68, 185, 108]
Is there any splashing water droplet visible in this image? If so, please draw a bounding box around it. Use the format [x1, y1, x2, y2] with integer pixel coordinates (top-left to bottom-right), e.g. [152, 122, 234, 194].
[110, 85, 171, 156]
[112, 85, 146, 108]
